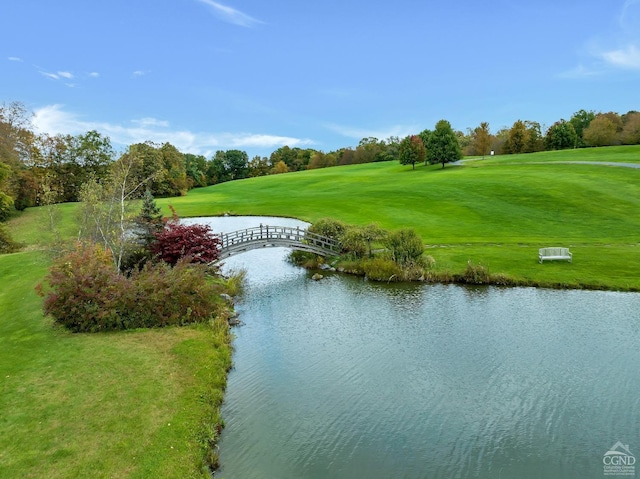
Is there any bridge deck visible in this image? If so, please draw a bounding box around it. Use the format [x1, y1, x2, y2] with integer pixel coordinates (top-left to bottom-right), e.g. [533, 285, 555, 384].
[217, 225, 340, 260]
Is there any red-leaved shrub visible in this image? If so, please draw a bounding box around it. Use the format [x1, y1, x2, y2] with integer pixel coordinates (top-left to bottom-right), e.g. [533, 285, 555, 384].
[153, 222, 221, 265]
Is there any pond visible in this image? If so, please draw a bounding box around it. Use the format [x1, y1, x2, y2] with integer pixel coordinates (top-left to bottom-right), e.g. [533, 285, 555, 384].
[185, 217, 640, 479]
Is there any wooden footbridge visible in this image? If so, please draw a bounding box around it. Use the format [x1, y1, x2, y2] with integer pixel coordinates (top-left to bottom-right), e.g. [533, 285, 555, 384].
[217, 225, 341, 260]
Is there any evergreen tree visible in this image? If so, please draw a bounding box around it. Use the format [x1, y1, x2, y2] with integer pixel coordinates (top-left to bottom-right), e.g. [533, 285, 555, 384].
[136, 188, 164, 248]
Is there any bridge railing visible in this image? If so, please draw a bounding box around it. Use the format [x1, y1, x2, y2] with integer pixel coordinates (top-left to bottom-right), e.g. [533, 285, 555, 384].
[219, 225, 341, 254]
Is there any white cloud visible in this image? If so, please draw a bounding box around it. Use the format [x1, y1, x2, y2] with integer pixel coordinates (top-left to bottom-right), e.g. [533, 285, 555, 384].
[89, 72, 100, 78]
[600, 44, 640, 70]
[325, 123, 418, 140]
[32, 104, 312, 156]
[8, 56, 23, 62]
[558, 64, 603, 79]
[196, 0, 263, 27]
[132, 117, 171, 128]
[620, 0, 640, 29]
[57, 71, 74, 79]
[132, 70, 147, 78]
[39, 71, 60, 80]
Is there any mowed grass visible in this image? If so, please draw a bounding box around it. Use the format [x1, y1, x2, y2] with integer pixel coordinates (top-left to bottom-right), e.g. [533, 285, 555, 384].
[471, 145, 640, 165]
[1, 145, 638, 476]
[161, 145, 640, 290]
[1, 221, 231, 477]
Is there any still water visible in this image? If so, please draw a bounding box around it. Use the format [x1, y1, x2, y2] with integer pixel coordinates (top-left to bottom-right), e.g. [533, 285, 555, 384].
[187, 217, 640, 479]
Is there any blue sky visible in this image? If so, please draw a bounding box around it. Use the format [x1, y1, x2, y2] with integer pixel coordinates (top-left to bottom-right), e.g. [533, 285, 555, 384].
[2, 0, 639, 158]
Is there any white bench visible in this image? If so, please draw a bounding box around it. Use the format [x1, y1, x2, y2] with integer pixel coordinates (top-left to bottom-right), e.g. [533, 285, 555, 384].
[539, 247, 572, 263]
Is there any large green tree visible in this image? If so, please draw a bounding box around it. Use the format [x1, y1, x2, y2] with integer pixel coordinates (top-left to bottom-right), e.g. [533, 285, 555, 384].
[426, 120, 462, 168]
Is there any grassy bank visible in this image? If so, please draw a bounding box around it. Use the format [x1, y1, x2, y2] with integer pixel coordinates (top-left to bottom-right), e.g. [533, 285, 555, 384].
[1, 211, 232, 478]
[161, 145, 640, 291]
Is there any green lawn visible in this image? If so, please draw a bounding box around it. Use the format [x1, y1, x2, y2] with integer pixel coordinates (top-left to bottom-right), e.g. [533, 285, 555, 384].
[1, 233, 231, 477]
[467, 144, 640, 165]
[161, 145, 640, 290]
[1, 144, 639, 477]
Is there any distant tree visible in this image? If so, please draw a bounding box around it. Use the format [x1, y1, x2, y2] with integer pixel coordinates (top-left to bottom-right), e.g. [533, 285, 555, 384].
[272, 160, 289, 174]
[599, 112, 623, 133]
[455, 129, 471, 153]
[71, 130, 114, 179]
[354, 137, 386, 163]
[569, 109, 596, 147]
[207, 150, 229, 184]
[398, 135, 426, 170]
[122, 142, 164, 195]
[269, 146, 298, 171]
[0, 191, 13, 222]
[426, 120, 462, 168]
[418, 129, 431, 155]
[524, 121, 544, 152]
[505, 120, 528, 154]
[224, 149, 249, 180]
[158, 142, 188, 196]
[620, 112, 640, 144]
[248, 155, 270, 177]
[545, 120, 577, 150]
[382, 136, 401, 162]
[0, 101, 34, 168]
[491, 128, 510, 155]
[583, 115, 618, 147]
[185, 153, 208, 187]
[337, 148, 356, 166]
[471, 122, 492, 158]
[14, 169, 39, 210]
[308, 151, 337, 169]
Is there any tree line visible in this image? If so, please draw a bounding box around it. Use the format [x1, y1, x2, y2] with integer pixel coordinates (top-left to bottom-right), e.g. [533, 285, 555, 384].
[2, 100, 640, 224]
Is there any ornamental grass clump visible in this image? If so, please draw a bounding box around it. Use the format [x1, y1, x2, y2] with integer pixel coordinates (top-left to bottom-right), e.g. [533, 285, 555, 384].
[459, 260, 491, 284]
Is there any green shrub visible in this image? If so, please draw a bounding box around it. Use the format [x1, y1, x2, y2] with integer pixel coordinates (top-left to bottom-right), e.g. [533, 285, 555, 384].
[38, 242, 126, 331]
[422, 254, 436, 269]
[39, 242, 223, 332]
[336, 259, 366, 276]
[340, 228, 368, 258]
[0, 192, 14, 222]
[0, 223, 20, 253]
[288, 250, 322, 268]
[125, 260, 222, 329]
[308, 217, 348, 240]
[384, 228, 424, 266]
[459, 260, 491, 284]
